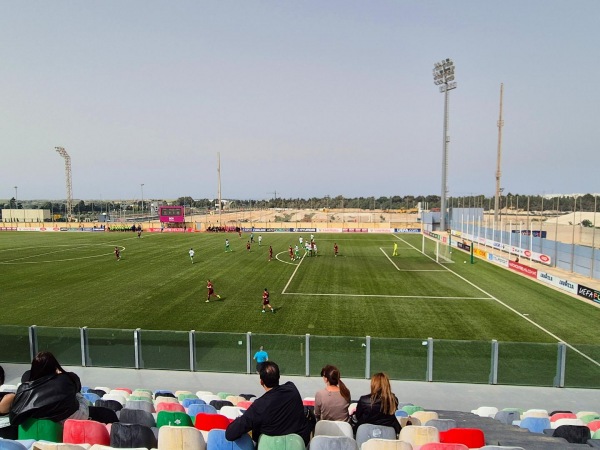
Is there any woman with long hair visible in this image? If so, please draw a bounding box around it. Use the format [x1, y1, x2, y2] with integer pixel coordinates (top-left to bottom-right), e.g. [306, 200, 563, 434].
[353, 372, 400, 434]
[10, 351, 88, 425]
[314, 365, 352, 421]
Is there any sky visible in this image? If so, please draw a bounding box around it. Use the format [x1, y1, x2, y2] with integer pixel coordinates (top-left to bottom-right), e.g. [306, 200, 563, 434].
[1, 1, 599, 202]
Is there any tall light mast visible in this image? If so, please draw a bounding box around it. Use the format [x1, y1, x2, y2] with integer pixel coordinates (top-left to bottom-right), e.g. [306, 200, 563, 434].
[494, 83, 505, 223]
[217, 152, 222, 225]
[55, 147, 73, 221]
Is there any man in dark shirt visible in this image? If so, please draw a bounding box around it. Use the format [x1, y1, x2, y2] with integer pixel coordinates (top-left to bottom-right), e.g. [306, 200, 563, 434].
[225, 361, 310, 445]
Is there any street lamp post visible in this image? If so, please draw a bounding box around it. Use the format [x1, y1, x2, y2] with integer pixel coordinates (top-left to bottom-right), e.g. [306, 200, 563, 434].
[141, 183, 145, 221]
[433, 58, 457, 232]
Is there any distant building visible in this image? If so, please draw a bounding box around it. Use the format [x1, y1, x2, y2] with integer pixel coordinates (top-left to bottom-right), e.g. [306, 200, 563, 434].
[1, 209, 51, 223]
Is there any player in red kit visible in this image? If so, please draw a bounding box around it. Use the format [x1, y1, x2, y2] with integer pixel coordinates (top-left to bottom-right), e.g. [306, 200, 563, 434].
[262, 288, 274, 313]
[334, 243, 338, 257]
[206, 279, 221, 303]
[289, 245, 294, 261]
[114, 246, 121, 261]
[268, 245, 273, 261]
[246, 241, 251, 252]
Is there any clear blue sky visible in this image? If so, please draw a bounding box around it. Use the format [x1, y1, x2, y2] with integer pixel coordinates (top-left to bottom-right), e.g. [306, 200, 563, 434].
[1, 1, 598, 202]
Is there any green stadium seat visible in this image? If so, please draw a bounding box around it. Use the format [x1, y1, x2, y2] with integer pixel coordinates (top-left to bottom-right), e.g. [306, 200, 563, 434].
[156, 410, 193, 428]
[257, 433, 306, 450]
[18, 417, 63, 442]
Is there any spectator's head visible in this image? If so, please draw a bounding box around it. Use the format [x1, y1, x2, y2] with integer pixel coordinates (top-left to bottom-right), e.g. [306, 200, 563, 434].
[0, 365, 4, 385]
[370, 372, 397, 415]
[259, 361, 280, 389]
[30, 351, 65, 381]
[320, 365, 341, 387]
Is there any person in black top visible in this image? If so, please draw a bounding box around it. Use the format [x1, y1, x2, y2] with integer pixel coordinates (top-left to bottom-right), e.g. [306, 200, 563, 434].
[0, 365, 17, 439]
[353, 372, 400, 435]
[226, 361, 310, 445]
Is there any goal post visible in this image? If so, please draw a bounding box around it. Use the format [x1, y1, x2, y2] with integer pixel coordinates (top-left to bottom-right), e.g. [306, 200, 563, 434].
[422, 232, 454, 264]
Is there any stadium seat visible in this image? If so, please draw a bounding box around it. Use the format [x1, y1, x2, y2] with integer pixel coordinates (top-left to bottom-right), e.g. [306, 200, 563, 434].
[361, 439, 412, 450]
[420, 444, 468, 450]
[109, 422, 158, 449]
[156, 402, 186, 413]
[551, 417, 585, 428]
[308, 435, 359, 450]
[398, 425, 439, 448]
[88, 406, 119, 424]
[238, 394, 255, 401]
[225, 395, 246, 406]
[314, 420, 354, 438]
[206, 428, 255, 450]
[302, 398, 315, 407]
[154, 390, 175, 399]
[119, 408, 157, 428]
[236, 401, 253, 411]
[402, 405, 424, 416]
[0, 440, 28, 450]
[157, 425, 206, 450]
[110, 388, 131, 397]
[63, 419, 110, 446]
[83, 393, 101, 404]
[594, 428, 600, 439]
[183, 398, 206, 409]
[128, 394, 154, 402]
[102, 394, 126, 406]
[18, 418, 63, 442]
[577, 410, 600, 419]
[552, 424, 591, 443]
[424, 419, 456, 432]
[175, 390, 194, 397]
[478, 447, 526, 450]
[87, 389, 106, 398]
[588, 420, 600, 432]
[582, 415, 600, 424]
[95, 399, 122, 412]
[355, 424, 397, 448]
[471, 406, 499, 418]
[199, 394, 221, 405]
[439, 428, 485, 448]
[517, 416, 550, 433]
[194, 413, 231, 433]
[210, 400, 234, 410]
[156, 410, 194, 428]
[257, 433, 305, 450]
[125, 399, 156, 413]
[550, 412, 576, 422]
[189, 403, 218, 417]
[494, 410, 520, 425]
[94, 387, 111, 396]
[219, 406, 244, 420]
[521, 409, 548, 419]
[31, 444, 90, 450]
[195, 391, 214, 398]
[411, 411, 438, 424]
[155, 396, 179, 405]
[217, 392, 235, 400]
[394, 410, 408, 418]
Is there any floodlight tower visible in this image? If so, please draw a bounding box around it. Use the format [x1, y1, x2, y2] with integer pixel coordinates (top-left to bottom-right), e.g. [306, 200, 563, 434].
[494, 83, 505, 223]
[433, 58, 457, 231]
[55, 147, 73, 221]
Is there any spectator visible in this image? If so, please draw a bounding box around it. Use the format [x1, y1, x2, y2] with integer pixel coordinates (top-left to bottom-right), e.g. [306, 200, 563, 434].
[9, 351, 89, 426]
[0, 365, 17, 439]
[315, 365, 351, 422]
[226, 361, 310, 445]
[353, 372, 400, 435]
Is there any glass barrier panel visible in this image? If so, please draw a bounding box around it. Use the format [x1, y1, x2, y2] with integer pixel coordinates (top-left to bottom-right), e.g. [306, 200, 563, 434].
[564, 344, 600, 388]
[497, 342, 556, 386]
[309, 336, 366, 378]
[432, 340, 491, 383]
[195, 332, 247, 373]
[140, 330, 190, 371]
[251, 334, 306, 376]
[36, 326, 81, 366]
[371, 338, 427, 381]
[0, 325, 31, 363]
[86, 328, 136, 368]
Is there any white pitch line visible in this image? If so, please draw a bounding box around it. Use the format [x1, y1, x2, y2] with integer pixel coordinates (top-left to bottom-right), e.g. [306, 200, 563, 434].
[283, 292, 491, 300]
[0, 244, 126, 264]
[379, 247, 444, 272]
[380, 247, 400, 270]
[275, 251, 300, 266]
[281, 253, 306, 294]
[396, 235, 600, 368]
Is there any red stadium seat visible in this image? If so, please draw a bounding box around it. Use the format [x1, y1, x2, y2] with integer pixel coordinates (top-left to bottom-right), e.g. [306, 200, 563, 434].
[156, 402, 186, 413]
[194, 413, 231, 432]
[63, 419, 110, 446]
[550, 412, 577, 422]
[439, 428, 485, 448]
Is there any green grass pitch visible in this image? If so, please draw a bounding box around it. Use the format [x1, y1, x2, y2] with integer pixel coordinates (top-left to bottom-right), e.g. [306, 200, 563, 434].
[0, 230, 598, 345]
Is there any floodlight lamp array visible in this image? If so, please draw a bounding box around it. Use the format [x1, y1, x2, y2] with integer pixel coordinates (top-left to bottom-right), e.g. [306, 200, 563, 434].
[432, 59, 456, 87]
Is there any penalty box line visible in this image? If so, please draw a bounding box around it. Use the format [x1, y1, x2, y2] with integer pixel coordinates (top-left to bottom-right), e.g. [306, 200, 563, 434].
[282, 292, 492, 300]
[396, 235, 600, 369]
[379, 247, 445, 272]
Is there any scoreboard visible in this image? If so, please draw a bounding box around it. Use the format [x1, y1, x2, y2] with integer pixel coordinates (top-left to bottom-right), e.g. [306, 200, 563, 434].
[158, 206, 185, 223]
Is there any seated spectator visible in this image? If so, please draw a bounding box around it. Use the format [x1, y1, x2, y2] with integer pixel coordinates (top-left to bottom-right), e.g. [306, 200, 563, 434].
[225, 361, 310, 445]
[0, 365, 17, 439]
[9, 351, 89, 426]
[353, 372, 400, 435]
[315, 365, 351, 422]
